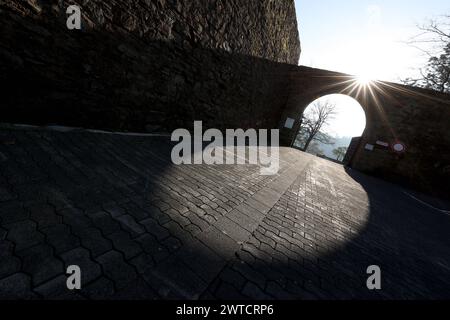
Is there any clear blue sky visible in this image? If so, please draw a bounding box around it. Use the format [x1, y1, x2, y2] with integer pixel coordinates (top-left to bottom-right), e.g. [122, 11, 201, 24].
[294, 0, 450, 81]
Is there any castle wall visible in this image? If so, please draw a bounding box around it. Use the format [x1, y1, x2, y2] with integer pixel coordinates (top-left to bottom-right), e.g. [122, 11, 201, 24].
[1, 0, 300, 132]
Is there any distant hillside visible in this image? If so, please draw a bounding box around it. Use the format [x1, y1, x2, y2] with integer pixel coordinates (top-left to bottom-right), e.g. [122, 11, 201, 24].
[309, 136, 353, 160]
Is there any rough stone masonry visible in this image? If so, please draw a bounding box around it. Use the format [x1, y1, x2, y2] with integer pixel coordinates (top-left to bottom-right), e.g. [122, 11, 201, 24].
[0, 0, 300, 132]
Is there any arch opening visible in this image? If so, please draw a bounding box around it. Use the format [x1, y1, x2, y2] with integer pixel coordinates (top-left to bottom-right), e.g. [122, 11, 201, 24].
[292, 94, 367, 164]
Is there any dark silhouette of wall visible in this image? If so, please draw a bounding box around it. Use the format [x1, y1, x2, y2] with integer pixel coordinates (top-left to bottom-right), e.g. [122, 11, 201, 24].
[0, 0, 300, 132]
[343, 137, 362, 165]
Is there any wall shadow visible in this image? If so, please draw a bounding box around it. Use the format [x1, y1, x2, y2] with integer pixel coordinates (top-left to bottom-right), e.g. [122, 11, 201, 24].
[326, 167, 450, 299]
[0, 5, 296, 134]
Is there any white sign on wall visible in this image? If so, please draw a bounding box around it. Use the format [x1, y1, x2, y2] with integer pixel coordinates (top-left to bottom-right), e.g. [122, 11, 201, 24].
[375, 141, 389, 148]
[365, 144, 374, 151]
[284, 117, 295, 129]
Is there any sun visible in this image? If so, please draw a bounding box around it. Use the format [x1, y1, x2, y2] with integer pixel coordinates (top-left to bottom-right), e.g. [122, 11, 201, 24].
[355, 74, 374, 86]
[351, 56, 379, 86]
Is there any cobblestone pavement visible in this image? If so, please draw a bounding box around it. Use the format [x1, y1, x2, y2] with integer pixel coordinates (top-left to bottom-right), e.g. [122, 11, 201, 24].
[1, 126, 449, 300]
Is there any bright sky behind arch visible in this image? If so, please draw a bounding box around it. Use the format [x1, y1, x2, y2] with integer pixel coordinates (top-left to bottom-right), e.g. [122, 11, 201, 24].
[294, 0, 449, 138]
[305, 94, 367, 138]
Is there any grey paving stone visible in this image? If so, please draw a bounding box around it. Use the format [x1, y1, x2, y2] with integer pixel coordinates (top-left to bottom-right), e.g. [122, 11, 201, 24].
[106, 230, 143, 260]
[175, 238, 226, 284]
[60, 208, 93, 232]
[0, 241, 21, 279]
[83, 276, 115, 299]
[232, 261, 267, 290]
[41, 224, 80, 254]
[284, 281, 317, 300]
[145, 257, 207, 299]
[236, 201, 267, 219]
[152, 200, 170, 212]
[214, 281, 249, 300]
[95, 250, 138, 290]
[109, 279, 157, 300]
[265, 281, 297, 300]
[168, 210, 191, 227]
[123, 202, 149, 221]
[143, 205, 171, 225]
[74, 227, 113, 257]
[129, 253, 155, 275]
[0, 273, 37, 300]
[242, 281, 273, 300]
[0, 186, 14, 202]
[140, 218, 170, 240]
[162, 220, 194, 243]
[197, 226, 240, 260]
[218, 267, 247, 291]
[17, 244, 64, 286]
[227, 209, 259, 233]
[184, 223, 202, 236]
[0, 227, 6, 240]
[115, 214, 145, 236]
[33, 275, 84, 300]
[0, 202, 28, 224]
[28, 203, 62, 228]
[5, 220, 44, 251]
[90, 211, 121, 235]
[103, 203, 127, 218]
[252, 189, 281, 209]
[214, 216, 251, 243]
[135, 234, 169, 262]
[161, 236, 182, 252]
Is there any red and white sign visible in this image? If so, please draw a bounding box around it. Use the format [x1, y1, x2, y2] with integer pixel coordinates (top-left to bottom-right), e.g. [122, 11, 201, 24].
[392, 141, 406, 153]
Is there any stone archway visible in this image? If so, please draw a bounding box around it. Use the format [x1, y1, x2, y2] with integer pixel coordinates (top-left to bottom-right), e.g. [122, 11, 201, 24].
[279, 66, 450, 196]
[291, 93, 367, 164]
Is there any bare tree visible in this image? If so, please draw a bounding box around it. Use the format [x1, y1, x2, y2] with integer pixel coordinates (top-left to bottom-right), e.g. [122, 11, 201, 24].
[306, 141, 324, 156]
[403, 15, 450, 93]
[333, 146, 348, 162]
[294, 100, 336, 151]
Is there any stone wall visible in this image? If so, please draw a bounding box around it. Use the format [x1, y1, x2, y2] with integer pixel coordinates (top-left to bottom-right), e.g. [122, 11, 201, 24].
[0, 0, 300, 132]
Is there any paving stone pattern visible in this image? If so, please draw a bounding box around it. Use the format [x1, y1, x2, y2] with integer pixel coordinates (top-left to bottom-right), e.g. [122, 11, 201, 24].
[0, 127, 449, 299]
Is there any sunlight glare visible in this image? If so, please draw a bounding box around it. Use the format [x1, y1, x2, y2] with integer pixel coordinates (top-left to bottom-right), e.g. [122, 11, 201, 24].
[355, 74, 373, 86]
